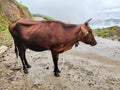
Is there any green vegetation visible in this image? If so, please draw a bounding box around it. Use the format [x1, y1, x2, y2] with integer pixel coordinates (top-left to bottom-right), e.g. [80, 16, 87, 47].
[0, 28, 12, 46]
[9, 0, 28, 10]
[33, 14, 54, 20]
[93, 26, 120, 41]
[42, 16, 54, 20]
[0, 0, 32, 47]
[0, 8, 11, 46]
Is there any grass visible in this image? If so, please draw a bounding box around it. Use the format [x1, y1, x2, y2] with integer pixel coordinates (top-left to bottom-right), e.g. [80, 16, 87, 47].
[0, 11, 11, 46]
[42, 16, 54, 20]
[33, 14, 54, 20]
[0, 0, 32, 47]
[9, 0, 28, 10]
[93, 26, 120, 41]
[0, 28, 12, 46]
[0, 8, 11, 46]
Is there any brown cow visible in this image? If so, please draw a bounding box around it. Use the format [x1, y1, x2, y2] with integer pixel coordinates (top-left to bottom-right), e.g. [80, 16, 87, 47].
[9, 19, 97, 77]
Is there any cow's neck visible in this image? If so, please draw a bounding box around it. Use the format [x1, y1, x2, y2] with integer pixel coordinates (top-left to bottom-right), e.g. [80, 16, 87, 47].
[73, 25, 81, 42]
[53, 26, 81, 52]
[74, 25, 84, 46]
[66, 25, 81, 46]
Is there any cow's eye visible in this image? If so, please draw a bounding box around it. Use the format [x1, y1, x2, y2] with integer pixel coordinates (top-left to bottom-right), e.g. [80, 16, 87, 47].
[89, 30, 92, 33]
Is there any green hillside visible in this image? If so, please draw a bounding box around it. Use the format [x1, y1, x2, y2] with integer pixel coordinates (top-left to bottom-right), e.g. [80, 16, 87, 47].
[0, 0, 32, 46]
[93, 26, 120, 41]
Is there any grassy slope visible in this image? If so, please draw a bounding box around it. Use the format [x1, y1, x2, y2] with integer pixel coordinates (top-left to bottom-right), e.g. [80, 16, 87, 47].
[9, 0, 28, 10]
[93, 26, 120, 41]
[0, 0, 31, 47]
[0, 7, 11, 46]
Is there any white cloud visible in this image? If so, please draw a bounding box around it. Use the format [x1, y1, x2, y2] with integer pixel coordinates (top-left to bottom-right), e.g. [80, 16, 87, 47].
[17, 0, 120, 23]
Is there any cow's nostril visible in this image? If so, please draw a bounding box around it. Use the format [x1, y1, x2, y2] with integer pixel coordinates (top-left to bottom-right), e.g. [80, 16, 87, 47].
[93, 41, 97, 46]
[91, 41, 97, 46]
[95, 41, 97, 45]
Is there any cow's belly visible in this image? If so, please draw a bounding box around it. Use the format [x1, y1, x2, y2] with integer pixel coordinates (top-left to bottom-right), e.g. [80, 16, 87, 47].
[29, 46, 47, 51]
[53, 44, 73, 53]
[25, 43, 48, 51]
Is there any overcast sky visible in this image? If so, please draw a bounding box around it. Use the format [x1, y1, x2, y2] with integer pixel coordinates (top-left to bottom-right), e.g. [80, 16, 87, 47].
[17, 0, 120, 23]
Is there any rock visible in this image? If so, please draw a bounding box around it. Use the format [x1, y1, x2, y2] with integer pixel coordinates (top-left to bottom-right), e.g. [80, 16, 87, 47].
[0, 46, 8, 54]
[6, 70, 14, 76]
[0, 83, 3, 90]
[88, 83, 94, 87]
[86, 71, 94, 76]
[0, 69, 3, 73]
[10, 66, 22, 71]
[0, 58, 3, 62]
[46, 67, 49, 70]
[4, 63, 12, 68]
[8, 76, 15, 81]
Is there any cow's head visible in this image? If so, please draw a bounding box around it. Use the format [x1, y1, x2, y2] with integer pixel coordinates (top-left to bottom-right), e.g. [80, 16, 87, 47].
[79, 19, 97, 46]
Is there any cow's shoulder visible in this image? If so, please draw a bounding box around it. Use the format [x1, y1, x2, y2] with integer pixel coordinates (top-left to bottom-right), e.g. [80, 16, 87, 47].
[62, 23, 77, 29]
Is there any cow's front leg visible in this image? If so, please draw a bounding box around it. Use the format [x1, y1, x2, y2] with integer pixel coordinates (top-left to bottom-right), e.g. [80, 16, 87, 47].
[51, 51, 61, 77]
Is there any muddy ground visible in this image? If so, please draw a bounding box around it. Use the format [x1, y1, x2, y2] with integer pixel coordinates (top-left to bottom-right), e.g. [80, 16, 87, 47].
[0, 37, 120, 90]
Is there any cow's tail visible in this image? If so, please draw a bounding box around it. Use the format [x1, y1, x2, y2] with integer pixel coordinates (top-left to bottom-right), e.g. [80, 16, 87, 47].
[11, 34, 19, 58]
[14, 40, 19, 58]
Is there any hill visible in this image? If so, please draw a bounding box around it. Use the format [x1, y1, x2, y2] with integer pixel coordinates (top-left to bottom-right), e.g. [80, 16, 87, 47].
[0, 0, 33, 46]
[93, 26, 120, 41]
[33, 14, 54, 20]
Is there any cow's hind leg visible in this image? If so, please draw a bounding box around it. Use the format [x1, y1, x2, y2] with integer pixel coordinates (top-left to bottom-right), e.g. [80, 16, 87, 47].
[51, 51, 61, 77]
[18, 48, 28, 74]
[19, 47, 31, 74]
[23, 50, 31, 68]
[14, 45, 18, 58]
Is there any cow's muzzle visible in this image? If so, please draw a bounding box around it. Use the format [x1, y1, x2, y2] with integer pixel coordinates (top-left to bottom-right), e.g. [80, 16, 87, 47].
[91, 41, 97, 46]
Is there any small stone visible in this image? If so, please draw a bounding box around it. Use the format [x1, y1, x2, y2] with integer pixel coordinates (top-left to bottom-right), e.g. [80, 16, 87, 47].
[88, 83, 94, 87]
[0, 69, 2, 73]
[10, 66, 22, 71]
[0, 46, 8, 54]
[8, 76, 15, 81]
[2, 55, 4, 58]
[46, 67, 49, 69]
[86, 71, 93, 76]
[4, 63, 11, 68]
[67, 74, 71, 76]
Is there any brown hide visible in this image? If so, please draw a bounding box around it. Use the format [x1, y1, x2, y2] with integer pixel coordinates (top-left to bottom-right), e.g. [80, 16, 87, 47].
[9, 19, 80, 52]
[9, 19, 97, 77]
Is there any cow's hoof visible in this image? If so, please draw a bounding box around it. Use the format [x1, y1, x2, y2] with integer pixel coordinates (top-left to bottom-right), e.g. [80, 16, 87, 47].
[54, 70, 61, 73]
[58, 70, 61, 73]
[26, 64, 31, 68]
[54, 72, 60, 77]
[24, 69, 29, 74]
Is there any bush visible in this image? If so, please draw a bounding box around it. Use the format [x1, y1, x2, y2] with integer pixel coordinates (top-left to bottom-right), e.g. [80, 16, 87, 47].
[93, 26, 120, 41]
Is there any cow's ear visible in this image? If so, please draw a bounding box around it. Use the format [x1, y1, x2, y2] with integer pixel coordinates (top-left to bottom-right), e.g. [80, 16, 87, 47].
[84, 18, 92, 26]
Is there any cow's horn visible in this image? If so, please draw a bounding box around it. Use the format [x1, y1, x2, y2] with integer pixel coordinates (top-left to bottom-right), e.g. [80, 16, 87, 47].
[85, 18, 92, 25]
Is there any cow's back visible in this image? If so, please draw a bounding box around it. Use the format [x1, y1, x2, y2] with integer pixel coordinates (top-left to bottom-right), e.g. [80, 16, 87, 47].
[9, 19, 78, 51]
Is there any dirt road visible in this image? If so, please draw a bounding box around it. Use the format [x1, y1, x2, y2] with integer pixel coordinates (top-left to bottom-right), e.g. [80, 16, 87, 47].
[0, 37, 120, 90]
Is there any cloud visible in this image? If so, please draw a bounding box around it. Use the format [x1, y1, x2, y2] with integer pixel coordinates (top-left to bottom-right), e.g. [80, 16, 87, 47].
[17, 0, 120, 23]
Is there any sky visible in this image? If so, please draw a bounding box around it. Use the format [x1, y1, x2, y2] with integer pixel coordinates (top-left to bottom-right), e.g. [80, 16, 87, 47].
[17, 0, 120, 23]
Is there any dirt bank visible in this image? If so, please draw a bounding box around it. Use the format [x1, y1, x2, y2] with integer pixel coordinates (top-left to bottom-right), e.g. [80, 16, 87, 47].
[0, 37, 120, 90]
